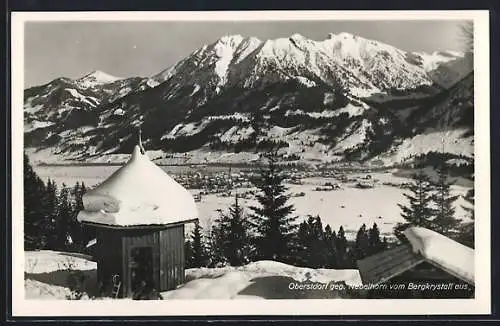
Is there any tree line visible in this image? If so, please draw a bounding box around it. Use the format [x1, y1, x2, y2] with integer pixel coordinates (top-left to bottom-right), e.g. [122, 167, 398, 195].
[24, 153, 94, 252]
[394, 168, 474, 248]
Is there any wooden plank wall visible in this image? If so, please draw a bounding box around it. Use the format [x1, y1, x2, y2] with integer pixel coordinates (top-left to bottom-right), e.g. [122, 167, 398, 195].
[159, 225, 185, 291]
[96, 229, 123, 294]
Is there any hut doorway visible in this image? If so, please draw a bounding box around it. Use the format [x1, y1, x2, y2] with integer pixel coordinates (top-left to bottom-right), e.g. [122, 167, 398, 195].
[129, 246, 155, 296]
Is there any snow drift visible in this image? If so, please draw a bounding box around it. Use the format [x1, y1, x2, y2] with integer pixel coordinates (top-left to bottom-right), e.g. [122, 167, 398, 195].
[24, 251, 362, 300]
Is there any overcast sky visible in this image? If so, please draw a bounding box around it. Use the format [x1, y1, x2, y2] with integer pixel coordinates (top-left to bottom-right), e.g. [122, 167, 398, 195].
[24, 20, 467, 88]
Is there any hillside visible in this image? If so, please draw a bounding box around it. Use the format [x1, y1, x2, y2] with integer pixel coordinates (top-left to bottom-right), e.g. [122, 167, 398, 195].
[23, 32, 473, 167]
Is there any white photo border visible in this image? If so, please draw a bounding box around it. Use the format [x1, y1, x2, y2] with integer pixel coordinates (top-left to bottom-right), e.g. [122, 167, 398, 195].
[10, 10, 491, 317]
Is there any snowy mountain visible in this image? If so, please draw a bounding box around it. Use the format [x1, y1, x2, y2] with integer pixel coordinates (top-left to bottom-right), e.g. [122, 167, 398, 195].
[75, 70, 123, 89]
[23, 33, 474, 166]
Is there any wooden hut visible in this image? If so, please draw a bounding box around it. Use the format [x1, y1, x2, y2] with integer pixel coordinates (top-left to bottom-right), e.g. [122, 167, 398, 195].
[356, 227, 474, 298]
[77, 144, 198, 299]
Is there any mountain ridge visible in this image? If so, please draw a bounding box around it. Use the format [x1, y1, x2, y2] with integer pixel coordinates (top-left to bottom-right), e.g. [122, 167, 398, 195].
[23, 32, 473, 167]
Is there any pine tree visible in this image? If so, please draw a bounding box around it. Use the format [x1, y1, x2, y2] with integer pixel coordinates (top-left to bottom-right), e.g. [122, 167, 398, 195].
[23, 153, 47, 249]
[368, 223, 384, 255]
[189, 221, 208, 268]
[209, 219, 226, 267]
[324, 224, 338, 268]
[184, 239, 195, 269]
[43, 178, 59, 249]
[394, 171, 435, 242]
[353, 224, 370, 261]
[296, 215, 329, 268]
[335, 226, 348, 268]
[309, 215, 329, 268]
[212, 194, 252, 266]
[458, 188, 474, 248]
[56, 184, 73, 250]
[297, 220, 310, 266]
[248, 152, 298, 263]
[71, 182, 94, 251]
[432, 167, 461, 236]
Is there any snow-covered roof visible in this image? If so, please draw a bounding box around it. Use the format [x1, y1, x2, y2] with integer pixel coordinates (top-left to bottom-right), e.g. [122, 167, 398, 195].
[357, 227, 474, 286]
[77, 145, 198, 227]
[403, 227, 474, 285]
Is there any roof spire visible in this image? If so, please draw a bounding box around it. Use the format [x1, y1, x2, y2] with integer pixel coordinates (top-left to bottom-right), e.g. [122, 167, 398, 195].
[138, 127, 145, 155]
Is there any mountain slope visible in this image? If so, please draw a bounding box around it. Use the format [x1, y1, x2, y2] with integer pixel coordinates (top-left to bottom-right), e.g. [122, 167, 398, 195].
[23, 33, 474, 166]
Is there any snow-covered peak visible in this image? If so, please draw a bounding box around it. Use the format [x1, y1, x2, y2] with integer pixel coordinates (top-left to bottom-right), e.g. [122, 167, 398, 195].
[290, 33, 307, 41]
[215, 34, 245, 47]
[415, 51, 465, 72]
[75, 70, 122, 88]
[327, 32, 356, 39]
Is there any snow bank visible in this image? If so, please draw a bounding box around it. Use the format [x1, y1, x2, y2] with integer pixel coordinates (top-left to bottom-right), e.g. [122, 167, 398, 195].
[163, 260, 361, 299]
[24, 250, 97, 300]
[403, 227, 474, 285]
[24, 251, 361, 300]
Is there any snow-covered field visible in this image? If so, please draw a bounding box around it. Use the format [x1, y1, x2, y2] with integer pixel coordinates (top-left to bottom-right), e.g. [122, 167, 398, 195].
[24, 250, 361, 300]
[33, 166, 472, 240]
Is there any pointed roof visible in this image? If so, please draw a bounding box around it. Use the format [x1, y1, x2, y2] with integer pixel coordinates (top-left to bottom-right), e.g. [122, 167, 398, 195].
[77, 145, 198, 227]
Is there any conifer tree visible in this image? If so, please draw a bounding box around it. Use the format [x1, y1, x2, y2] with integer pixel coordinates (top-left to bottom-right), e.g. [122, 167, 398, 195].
[248, 152, 298, 263]
[184, 239, 195, 269]
[56, 184, 73, 250]
[212, 194, 252, 266]
[335, 226, 348, 268]
[70, 182, 94, 251]
[458, 188, 474, 248]
[189, 221, 208, 268]
[297, 220, 310, 266]
[296, 215, 329, 268]
[394, 171, 435, 242]
[43, 178, 59, 249]
[324, 224, 338, 268]
[353, 224, 370, 261]
[24, 153, 47, 249]
[209, 219, 226, 267]
[432, 167, 461, 236]
[368, 223, 384, 255]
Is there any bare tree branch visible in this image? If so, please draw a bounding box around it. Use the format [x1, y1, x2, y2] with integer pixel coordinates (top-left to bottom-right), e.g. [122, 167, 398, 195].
[459, 21, 474, 54]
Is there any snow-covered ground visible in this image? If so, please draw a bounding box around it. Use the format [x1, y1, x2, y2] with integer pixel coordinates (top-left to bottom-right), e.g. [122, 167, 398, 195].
[163, 261, 361, 299]
[24, 250, 361, 300]
[24, 251, 97, 300]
